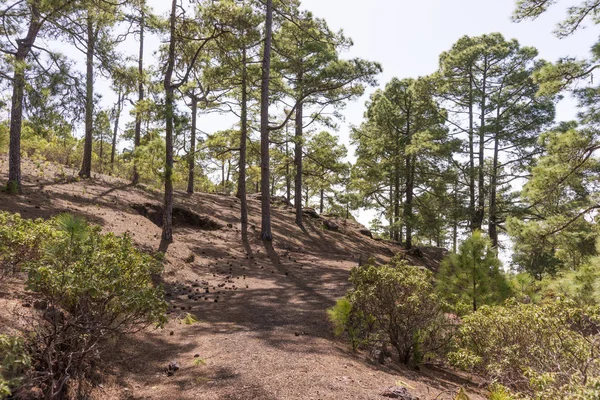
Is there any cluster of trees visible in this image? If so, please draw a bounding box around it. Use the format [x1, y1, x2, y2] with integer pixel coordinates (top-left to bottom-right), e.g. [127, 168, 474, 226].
[1, 0, 599, 275]
[0, 0, 380, 242]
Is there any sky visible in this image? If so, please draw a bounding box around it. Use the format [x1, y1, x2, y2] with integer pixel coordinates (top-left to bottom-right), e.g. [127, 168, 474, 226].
[97, 0, 597, 252]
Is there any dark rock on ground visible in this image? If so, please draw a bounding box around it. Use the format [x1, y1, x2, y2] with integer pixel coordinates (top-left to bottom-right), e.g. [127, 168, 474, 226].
[323, 219, 339, 232]
[380, 386, 419, 399]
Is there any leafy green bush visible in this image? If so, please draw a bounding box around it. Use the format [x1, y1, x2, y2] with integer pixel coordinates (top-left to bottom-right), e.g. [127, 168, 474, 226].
[0, 335, 31, 398]
[327, 297, 372, 351]
[345, 257, 447, 365]
[449, 299, 600, 397]
[0, 212, 167, 398]
[0, 213, 57, 274]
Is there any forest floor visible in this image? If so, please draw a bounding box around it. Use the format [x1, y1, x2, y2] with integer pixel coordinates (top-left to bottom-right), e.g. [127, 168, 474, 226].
[0, 155, 485, 400]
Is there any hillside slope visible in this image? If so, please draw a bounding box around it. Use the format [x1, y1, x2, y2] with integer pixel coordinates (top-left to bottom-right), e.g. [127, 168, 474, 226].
[0, 156, 481, 400]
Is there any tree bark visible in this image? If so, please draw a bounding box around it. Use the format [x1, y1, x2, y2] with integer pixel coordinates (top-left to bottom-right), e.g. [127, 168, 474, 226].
[187, 97, 197, 193]
[110, 89, 122, 175]
[237, 47, 249, 234]
[79, 13, 96, 178]
[161, 0, 177, 242]
[404, 155, 414, 250]
[319, 188, 324, 214]
[132, 4, 145, 184]
[404, 108, 413, 250]
[259, 0, 274, 241]
[468, 68, 476, 232]
[294, 96, 304, 226]
[8, 3, 43, 193]
[475, 57, 488, 232]
[489, 106, 501, 248]
[393, 134, 401, 243]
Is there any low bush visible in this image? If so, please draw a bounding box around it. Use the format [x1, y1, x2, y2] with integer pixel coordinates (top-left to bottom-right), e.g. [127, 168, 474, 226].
[0, 213, 57, 274]
[449, 299, 600, 398]
[329, 257, 451, 365]
[0, 335, 31, 398]
[0, 212, 167, 398]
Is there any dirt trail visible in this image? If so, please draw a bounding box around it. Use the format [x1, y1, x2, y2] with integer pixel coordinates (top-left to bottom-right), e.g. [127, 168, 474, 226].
[0, 156, 483, 400]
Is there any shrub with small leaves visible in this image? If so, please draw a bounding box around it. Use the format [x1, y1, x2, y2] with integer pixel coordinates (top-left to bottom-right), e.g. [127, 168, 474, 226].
[346, 257, 447, 365]
[0, 212, 57, 274]
[0, 212, 167, 398]
[449, 299, 600, 397]
[327, 297, 373, 351]
[0, 335, 31, 398]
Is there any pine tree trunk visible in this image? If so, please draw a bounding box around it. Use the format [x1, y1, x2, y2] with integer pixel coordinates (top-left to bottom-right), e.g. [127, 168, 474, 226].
[161, 0, 177, 242]
[404, 155, 414, 250]
[489, 107, 500, 248]
[7, 3, 43, 192]
[393, 140, 401, 243]
[468, 68, 476, 232]
[259, 0, 274, 241]
[294, 97, 304, 226]
[238, 47, 249, 235]
[319, 188, 324, 214]
[285, 123, 291, 204]
[79, 15, 95, 178]
[404, 110, 413, 250]
[132, 5, 145, 184]
[187, 97, 197, 193]
[110, 90, 122, 175]
[475, 58, 488, 232]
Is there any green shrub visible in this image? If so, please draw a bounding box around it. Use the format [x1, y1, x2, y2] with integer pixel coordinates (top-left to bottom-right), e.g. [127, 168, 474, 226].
[449, 299, 600, 397]
[0, 335, 31, 398]
[0, 213, 57, 274]
[0, 212, 167, 397]
[327, 297, 372, 351]
[346, 257, 447, 365]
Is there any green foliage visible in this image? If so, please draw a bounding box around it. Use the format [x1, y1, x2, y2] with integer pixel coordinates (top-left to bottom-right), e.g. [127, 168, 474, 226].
[437, 231, 512, 314]
[347, 257, 445, 365]
[0, 212, 167, 397]
[449, 299, 600, 397]
[0, 335, 31, 398]
[508, 125, 600, 276]
[326, 297, 370, 351]
[0, 213, 56, 273]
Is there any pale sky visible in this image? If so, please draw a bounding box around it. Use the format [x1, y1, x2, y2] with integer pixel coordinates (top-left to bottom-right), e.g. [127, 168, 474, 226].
[94, 0, 597, 250]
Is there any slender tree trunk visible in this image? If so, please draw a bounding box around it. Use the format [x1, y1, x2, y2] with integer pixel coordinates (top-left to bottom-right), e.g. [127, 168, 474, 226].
[7, 3, 42, 193]
[221, 161, 225, 191]
[468, 68, 476, 232]
[452, 178, 459, 253]
[259, 0, 274, 241]
[285, 123, 291, 204]
[489, 107, 501, 248]
[319, 188, 324, 214]
[393, 137, 401, 243]
[110, 89, 122, 175]
[187, 97, 197, 193]
[271, 174, 275, 196]
[389, 180, 395, 239]
[404, 107, 413, 250]
[161, 0, 177, 242]
[132, 5, 145, 184]
[79, 14, 96, 178]
[475, 58, 488, 231]
[238, 47, 249, 234]
[404, 155, 414, 250]
[294, 97, 304, 226]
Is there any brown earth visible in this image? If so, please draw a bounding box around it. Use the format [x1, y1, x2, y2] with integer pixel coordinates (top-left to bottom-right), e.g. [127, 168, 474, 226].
[0, 155, 485, 400]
